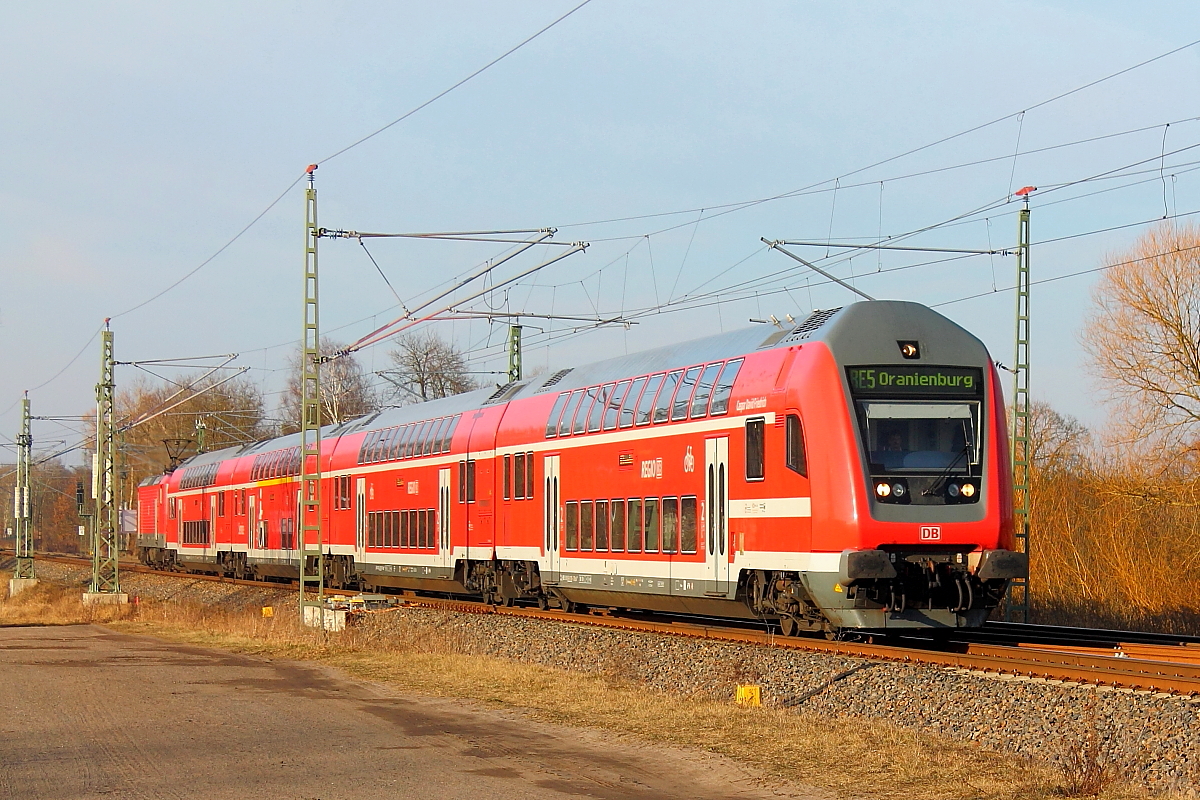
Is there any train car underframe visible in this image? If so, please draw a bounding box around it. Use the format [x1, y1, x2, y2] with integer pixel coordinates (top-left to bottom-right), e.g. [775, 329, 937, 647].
[137, 543, 1022, 637]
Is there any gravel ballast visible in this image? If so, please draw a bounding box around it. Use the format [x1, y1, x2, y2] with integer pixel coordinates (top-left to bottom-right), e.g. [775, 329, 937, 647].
[23, 561, 1199, 796]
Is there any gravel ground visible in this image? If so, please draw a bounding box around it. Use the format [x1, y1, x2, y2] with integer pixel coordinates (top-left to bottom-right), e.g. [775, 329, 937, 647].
[365, 608, 1200, 797]
[20, 560, 1200, 796]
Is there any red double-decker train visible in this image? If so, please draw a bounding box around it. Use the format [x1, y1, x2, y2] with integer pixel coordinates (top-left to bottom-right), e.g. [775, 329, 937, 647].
[137, 300, 1026, 635]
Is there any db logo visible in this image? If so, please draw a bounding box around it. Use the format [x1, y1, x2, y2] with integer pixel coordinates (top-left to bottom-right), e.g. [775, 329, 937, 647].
[683, 446, 695, 473]
[920, 526, 941, 541]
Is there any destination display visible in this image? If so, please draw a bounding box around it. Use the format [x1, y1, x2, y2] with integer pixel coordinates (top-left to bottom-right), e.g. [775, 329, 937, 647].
[846, 365, 984, 396]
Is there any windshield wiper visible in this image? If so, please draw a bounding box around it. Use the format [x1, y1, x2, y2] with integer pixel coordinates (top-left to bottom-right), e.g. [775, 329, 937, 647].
[922, 444, 971, 496]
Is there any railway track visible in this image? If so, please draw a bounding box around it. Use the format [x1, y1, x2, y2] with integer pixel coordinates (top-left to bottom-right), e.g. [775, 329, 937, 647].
[11, 551, 1200, 697]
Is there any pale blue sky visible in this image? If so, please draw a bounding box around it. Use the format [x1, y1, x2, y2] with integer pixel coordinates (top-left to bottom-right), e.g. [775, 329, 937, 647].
[3, 1, 1199, 457]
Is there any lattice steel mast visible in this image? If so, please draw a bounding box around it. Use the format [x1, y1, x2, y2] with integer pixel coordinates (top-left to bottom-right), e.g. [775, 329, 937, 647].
[1007, 187, 1034, 622]
[299, 165, 325, 620]
[13, 393, 34, 581]
[90, 322, 121, 595]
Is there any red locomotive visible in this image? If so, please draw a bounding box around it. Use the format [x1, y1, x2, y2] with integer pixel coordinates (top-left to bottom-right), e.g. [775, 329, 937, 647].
[137, 300, 1026, 635]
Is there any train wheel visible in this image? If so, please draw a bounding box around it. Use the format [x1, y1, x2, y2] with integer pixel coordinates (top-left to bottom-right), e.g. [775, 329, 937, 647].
[537, 594, 550, 611]
[780, 616, 798, 637]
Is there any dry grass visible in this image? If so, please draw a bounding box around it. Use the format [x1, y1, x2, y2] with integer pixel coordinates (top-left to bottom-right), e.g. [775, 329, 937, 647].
[1032, 469, 1200, 635]
[3, 577, 1163, 800]
[0, 577, 136, 627]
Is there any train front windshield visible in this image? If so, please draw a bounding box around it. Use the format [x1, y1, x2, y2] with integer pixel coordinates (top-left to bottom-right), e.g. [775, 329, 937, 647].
[860, 401, 979, 474]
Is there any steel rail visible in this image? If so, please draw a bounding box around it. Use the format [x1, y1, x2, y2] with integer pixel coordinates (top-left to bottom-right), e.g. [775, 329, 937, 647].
[8, 552, 1200, 696]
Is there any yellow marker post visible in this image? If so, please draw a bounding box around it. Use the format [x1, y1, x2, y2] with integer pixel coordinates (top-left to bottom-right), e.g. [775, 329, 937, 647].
[261, 606, 274, 618]
[735, 685, 761, 707]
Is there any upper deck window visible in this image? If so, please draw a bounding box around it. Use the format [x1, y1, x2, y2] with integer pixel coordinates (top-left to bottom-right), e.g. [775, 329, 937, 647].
[558, 390, 585, 437]
[689, 362, 723, 418]
[604, 380, 632, 431]
[709, 359, 743, 416]
[546, 393, 569, 438]
[587, 384, 614, 432]
[574, 387, 599, 435]
[671, 366, 703, 422]
[620, 377, 647, 428]
[635, 374, 664, 426]
[653, 371, 682, 423]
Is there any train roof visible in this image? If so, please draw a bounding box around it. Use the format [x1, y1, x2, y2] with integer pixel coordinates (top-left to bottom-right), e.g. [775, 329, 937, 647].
[166, 300, 977, 473]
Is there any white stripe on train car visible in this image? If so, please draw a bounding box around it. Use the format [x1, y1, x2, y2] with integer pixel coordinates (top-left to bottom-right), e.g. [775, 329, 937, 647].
[728, 497, 811, 518]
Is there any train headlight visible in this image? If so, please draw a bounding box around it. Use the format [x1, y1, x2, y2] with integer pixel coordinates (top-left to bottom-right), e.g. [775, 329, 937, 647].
[947, 483, 961, 498]
[875, 482, 891, 498]
[891, 482, 907, 498]
[960, 482, 976, 498]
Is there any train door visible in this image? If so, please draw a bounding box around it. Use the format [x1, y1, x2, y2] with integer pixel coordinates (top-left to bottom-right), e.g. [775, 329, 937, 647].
[208, 493, 217, 558]
[355, 477, 367, 555]
[705, 437, 730, 595]
[543, 454, 560, 578]
[247, 494, 258, 555]
[438, 467, 452, 569]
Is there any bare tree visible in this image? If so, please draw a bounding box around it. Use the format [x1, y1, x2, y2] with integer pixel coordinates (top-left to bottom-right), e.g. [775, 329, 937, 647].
[380, 330, 480, 405]
[102, 373, 270, 502]
[281, 338, 379, 431]
[1081, 223, 1200, 451]
[1026, 401, 1090, 479]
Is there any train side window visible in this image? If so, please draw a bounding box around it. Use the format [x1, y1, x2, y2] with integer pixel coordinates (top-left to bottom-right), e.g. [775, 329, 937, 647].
[746, 417, 766, 481]
[439, 414, 461, 453]
[662, 497, 679, 553]
[580, 501, 595, 551]
[644, 498, 661, 552]
[398, 510, 408, 547]
[168, 496, 177, 519]
[680, 496, 697, 553]
[595, 500, 609, 551]
[604, 380, 631, 431]
[565, 501, 579, 550]
[574, 387, 598, 435]
[709, 358, 743, 416]
[217, 491, 226, 517]
[610, 499, 625, 552]
[620, 376, 647, 429]
[426, 418, 449, 456]
[671, 367, 702, 421]
[458, 461, 466, 503]
[652, 371, 682, 424]
[419, 420, 437, 457]
[466, 460, 476, 503]
[514, 454, 526, 500]
[786, 414, 808, 477]
[525, 452, 535, 500]
[558, 390, 585, 437]
[428, 419, 449, 456]
[503, 454, 512, 501]
[368, 511, 379, 548]
[238, 490, 246, 516]
[545, 392, 569, 438]
[391, 425, 410, 459]
[690, 363, 723, 418]
[587, 384, 613, 433]
[636, 374, 665, 426]
[627, 498, 643, 552]
[388, 425, 408, 460]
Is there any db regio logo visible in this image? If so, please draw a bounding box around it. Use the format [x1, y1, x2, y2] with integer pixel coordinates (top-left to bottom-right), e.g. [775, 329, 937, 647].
[683, 446, 695, 473]
[919, 526, 941, 541]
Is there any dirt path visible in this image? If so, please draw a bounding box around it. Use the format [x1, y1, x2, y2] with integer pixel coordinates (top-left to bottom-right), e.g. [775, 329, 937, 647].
[0, 625, 823, 799]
